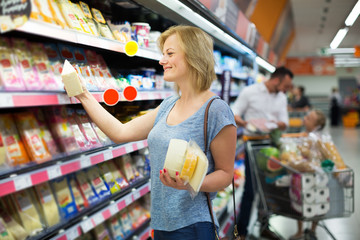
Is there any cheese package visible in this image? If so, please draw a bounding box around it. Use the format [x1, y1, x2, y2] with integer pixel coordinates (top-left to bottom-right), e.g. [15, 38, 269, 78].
[114, 154, 140, 184]
[56, 0, 83, 32]
[91, 8, 115, 40]
[48, 0, 68, 28]
[98, 162, 121, 194]
[43, 43, 64, 91]
[11, 189, 43, 236]
[75, 109, 102, 149]
[61, 59, 84, 97]
[107, 215, 125, 240]
[93, 223, 112, 240]
[50, 177, 78, 219]
[34, 0, 57, 24]
[75, 170, 99, 206]
[86, 166, 111, 200]
[0, 114, 29, 166]
[46, 106, 80, 155]
[14, 112, 52, 163]
[0, 133, 7, 169]
[0, 217, 15, 240]
[34, 182, 61, 227]
[67, 108, 91, 151]
[68, 174, 88, 211]
[71, 3, 92, 34]
[90, 121, 112, 146]
[164, 139, 209, 197]
[79, 1, 100, 36]
[0, 203, 28, 240]
[106, 160, 129, 189]
[118, 209, 133, 236]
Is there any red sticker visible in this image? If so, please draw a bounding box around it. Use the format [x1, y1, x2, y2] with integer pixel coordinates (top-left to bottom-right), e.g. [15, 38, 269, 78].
[102, 88, 119, 106]
[123, 86, 137, 101]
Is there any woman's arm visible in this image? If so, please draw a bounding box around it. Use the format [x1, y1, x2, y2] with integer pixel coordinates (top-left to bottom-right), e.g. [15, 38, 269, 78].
[77, 91, 159, 143]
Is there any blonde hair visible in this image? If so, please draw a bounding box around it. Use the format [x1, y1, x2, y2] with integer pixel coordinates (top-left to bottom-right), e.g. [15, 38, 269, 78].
[158, 25, 216, 93]
[314, 109, 326, 130]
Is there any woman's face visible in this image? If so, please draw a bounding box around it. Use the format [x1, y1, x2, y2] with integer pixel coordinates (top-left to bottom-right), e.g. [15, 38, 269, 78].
[303, 111, 318, 132]
[159, 34, 188, 82]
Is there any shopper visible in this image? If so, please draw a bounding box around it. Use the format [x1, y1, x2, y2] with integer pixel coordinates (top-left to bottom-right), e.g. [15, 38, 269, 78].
[69, 25, 237, 240]
[289, 85, 311, 111]
[329, 87, 342, 126]
[232, 66, 294, 240]
[290, 109, 326, 240]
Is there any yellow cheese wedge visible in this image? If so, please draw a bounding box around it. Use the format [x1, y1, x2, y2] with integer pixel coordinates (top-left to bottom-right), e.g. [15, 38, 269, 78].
[180, 152, 198, 182]
[34, 182, 60, 227]
[163, 139, 188, 178]
[61, 60, 84, 97]
[188, 148, 208, 193]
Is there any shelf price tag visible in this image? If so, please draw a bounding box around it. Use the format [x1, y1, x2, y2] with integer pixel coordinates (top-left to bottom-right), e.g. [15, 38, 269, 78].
[133, 190, 141, 200]
[47, 165, 62, 180]
[57, 94, 70, 104]
[67, 227, 80, 240]
[14, 175, 32, 191]
[125, 194, 133, 206]
[109, 204, 119, 215]
[93, 214, 104, 226]
[80, 219, 93, 233]
[137, 141, 145, 149]
[125, 144, 133, 153]
[103, 150, 113, 160]
[80, 156, 91, 169]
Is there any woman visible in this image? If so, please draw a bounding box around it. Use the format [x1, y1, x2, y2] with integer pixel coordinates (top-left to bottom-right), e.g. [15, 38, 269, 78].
[72, 25, 237, 239]
[289, 85, 311, 112]
[290, 109, 326, 240]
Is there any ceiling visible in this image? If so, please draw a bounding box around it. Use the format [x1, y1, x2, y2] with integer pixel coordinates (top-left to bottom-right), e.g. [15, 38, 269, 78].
[288, 0, 360, 62]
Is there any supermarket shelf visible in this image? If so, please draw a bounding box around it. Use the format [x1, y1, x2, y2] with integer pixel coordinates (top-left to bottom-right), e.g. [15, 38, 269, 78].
[0, 139, 148, 197]
[126, 219, 152, 240]
[47, 180, 151, 240]
[0, 90, 174, 108]
[16, 20, 162, 61]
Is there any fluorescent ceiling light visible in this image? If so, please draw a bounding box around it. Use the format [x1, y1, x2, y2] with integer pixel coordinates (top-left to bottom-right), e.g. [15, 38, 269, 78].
[345, 0, 360, 26]
[156, 0, 255, 57]
[330, 28, 349, 49]
[327, 48, 355, 54]
[256, 56, 275, 73]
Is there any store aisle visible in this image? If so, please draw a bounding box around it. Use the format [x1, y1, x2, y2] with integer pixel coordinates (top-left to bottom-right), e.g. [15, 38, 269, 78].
[250, 126, 360, 240]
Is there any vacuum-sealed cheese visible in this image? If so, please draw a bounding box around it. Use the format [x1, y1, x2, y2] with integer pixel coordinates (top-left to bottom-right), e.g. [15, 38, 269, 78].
[164, 139, 188, 178]
[106, 160, 129, 189]
[0, 200, 28, 240]
[86, 167, 111, 199]
[61, 59, 84, 97]
[98, 162, 121, 194]
[11, 190, 43, 236]
[68, 174, 88, 211]
[0, 217, 15, 240]
[34, 182, 60, 227]
[51, 177, 78, 219]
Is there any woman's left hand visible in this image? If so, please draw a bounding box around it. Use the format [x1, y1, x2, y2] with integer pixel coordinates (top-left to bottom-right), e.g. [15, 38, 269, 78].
[159, 169, 188, 190]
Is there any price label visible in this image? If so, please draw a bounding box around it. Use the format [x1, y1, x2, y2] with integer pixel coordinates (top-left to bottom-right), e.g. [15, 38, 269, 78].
[93, 214, 103, 226]
[133, 191, 141, 200]
[125, 195, 133, 206]
[137, 141, 145, 149]
[109, 204, 119, 215]
[14, 175, 32, 191]
[103, 151, 113, 160]
[48, 166, 62, 180]
[57, 94, 70, 104]
[125, 144, 133, 153]
[80, 219, 93, 233]
[0, 94, 13, 107]
[67, 227, 80, 240]
[80, 156, 91, 169]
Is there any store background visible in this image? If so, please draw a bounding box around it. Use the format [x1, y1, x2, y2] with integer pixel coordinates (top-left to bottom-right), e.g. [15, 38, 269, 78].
[0, 0, 359, 239]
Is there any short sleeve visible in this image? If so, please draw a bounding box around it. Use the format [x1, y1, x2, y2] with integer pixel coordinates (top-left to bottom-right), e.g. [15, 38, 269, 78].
[232, 88, 249, 116]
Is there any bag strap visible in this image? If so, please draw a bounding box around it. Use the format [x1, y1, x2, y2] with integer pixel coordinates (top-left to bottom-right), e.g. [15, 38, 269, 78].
[204, 97, 238, 239]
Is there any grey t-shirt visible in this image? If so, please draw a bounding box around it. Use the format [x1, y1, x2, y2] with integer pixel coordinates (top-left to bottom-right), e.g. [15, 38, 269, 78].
[147, 95, 236, 231]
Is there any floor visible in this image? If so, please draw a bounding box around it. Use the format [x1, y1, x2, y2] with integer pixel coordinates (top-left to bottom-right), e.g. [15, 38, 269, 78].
[247, 125, 360, 240]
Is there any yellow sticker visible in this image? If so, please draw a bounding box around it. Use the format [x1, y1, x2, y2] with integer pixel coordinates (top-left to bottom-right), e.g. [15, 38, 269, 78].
[125, 40, 138, 57]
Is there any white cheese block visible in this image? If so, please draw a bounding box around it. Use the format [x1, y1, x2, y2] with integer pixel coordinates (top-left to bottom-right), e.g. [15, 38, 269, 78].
[188, 148, 208, 193]
[61, 60, 84, 97]
[163, 139, 188, 178]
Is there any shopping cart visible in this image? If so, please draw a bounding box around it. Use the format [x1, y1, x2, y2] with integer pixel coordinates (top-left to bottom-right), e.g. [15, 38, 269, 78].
[246, 139, 354, 240]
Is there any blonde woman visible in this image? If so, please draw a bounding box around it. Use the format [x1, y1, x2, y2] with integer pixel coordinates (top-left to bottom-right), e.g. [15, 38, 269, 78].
[72, 25, 237, 239]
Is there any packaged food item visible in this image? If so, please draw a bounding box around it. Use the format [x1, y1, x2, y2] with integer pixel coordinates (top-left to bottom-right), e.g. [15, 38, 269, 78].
[79, 1, 100, 36]
[75, 170, 99, 206]
[61, 59, 84, 97]
[67, 108, 91, 151]
[11, 189, 43, 236]
[0, 37, 25, 91]
[90, 121, 112, 146]
[29, 42, 60, 91]
[317, 134, 346, 170]
[75, 109, 102, 149]
[46, 106, 80, 155]
[0, 201, 28, 240]
[127, 202, 150, 229]
[71, 3, 92, 34]
[43, 43, 64, 91]
[118, 209, 133, 236]
[91, 8, 115, 40]
[29, 0, 42, 21]
[0, 114, 29, 166]
[84, 50, 108, 91]
[107, 215, 125, 240]
[48, 0, 68, 28]
[164, 139, 209, 198]
[55, 0, 83, 32]
[31, 108, 62, 158]
[0, 217, 15, 240]
[98, 162, 121, 194]
[11, 38, 41, 91]
[34, 182, 61, 227]
[105, 160, 129, 189]
[0, 133, 7, 169]
[51, 176, 78, 219]
[114, 154, 139, 184]
[93, 223, 112, 240]
[68, 174, 88, 211]
[132, 22, 150, 48]
[107, 21, 131, 43]
[34, 0, 57, 24]
[96, 55, 120, 90]
[86, 166, 111, 199]
[14, 112, 52, 163]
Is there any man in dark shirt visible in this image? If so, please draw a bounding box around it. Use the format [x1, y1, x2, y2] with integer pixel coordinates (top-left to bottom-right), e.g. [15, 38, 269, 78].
[290, 86, 311, 111]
